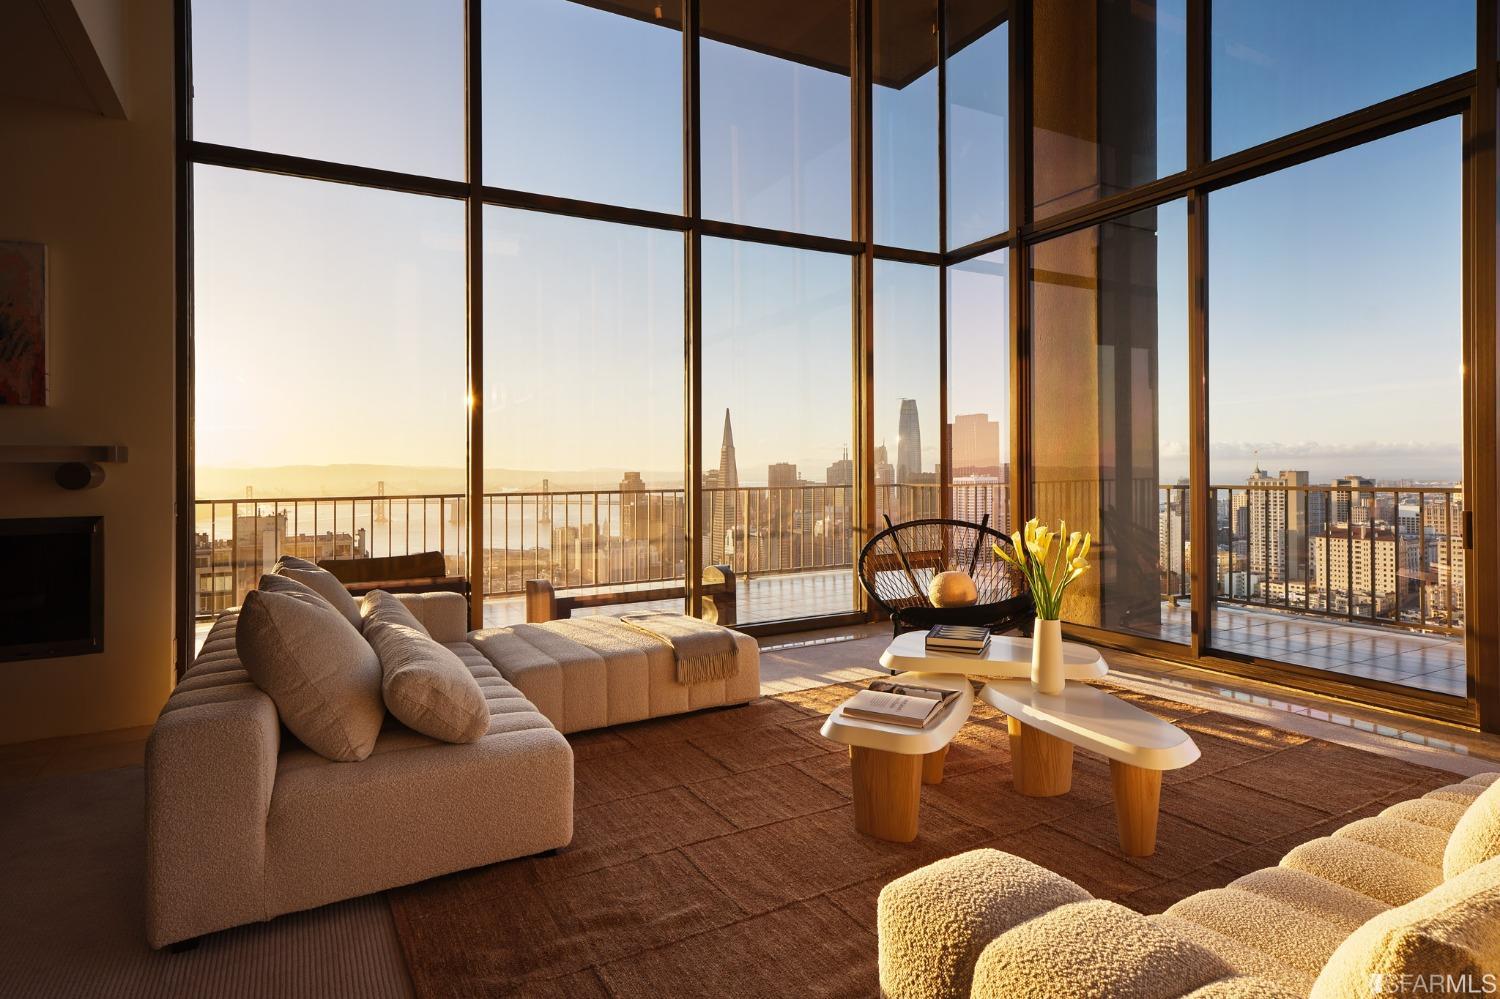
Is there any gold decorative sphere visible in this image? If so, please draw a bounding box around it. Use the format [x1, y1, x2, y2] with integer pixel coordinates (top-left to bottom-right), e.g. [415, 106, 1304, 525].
[928, 570, 978, 608]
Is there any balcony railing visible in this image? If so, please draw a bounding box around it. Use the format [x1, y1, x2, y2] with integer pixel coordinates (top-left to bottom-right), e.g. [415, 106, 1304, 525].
[193, 483, 952, 618]
[1155, 482, 1464, 636]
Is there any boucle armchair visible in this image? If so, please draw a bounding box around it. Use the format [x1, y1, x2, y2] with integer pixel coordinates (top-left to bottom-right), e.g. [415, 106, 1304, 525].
[879, 772, 1500, 998]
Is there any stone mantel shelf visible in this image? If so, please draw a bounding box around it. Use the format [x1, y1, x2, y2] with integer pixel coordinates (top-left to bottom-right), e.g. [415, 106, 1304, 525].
[0, 445, 128, 465]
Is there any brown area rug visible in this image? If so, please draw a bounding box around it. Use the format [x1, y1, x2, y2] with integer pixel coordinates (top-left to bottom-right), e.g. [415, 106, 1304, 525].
[387, 682, 1457, 998]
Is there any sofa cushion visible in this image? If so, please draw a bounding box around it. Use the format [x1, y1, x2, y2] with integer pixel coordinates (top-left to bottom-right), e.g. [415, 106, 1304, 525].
[236, 586, 384, 762]
[1310, 855, 1500, 999]
[877, 848, 1092, 999]
[274, 554, 363, 631]
[1164, 887, 1350, 977]
[360, 588, 430, 636]
[366, 616, 488, 744]
[972, 900, 1234, 999]
[1445, 779, 1500, 879]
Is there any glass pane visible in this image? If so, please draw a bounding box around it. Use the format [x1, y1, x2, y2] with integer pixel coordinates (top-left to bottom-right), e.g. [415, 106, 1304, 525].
[193, 167, 466, 618]
[1208, 119, 1464, 695]
[482, 0, 683, 214]
[946, 249, 1011, 533]
[482, 208, 685, 624]
[1032, 0, 1186, 218]
[1211, 0, 1473, 158]
[945, 0, 1008, 249]
[702, 238, 855, 623]
[875, 0, 940, 250]
[190, 0, 464, 179]
[1031, 201, 1189, 644]
[875, 261, 941, 524]
[700, 1, 851, 238]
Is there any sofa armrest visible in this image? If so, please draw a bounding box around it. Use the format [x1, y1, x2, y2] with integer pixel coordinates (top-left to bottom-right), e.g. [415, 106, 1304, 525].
[878, 848, 1093, 999]
[395, 591, 470, 644]
[145, 686, 280, 947]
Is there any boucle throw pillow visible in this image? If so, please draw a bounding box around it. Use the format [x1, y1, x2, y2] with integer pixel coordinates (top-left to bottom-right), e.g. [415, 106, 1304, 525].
[360, 588, 430, 637]
[1310, 855, 1500, 999]
[365, 616, 489, 744]
[1445, 779, 1500, 878]
[237, 586, 384, 761]
[273, 554, 363, 632]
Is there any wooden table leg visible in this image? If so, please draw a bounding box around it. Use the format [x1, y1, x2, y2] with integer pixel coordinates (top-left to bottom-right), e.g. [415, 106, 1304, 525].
[1110, 760, 1162, 857]
[922, 745, 948, 785]
[850, 746, 922, 842]
[1008, 718, 1073, 796]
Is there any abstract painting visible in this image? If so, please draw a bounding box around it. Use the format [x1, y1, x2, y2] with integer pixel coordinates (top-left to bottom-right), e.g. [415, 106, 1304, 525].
[0, 240, 47, 406]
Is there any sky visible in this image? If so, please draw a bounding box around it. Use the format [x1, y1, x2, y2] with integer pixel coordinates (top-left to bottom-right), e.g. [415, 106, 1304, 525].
[189, 0, 1472, 497]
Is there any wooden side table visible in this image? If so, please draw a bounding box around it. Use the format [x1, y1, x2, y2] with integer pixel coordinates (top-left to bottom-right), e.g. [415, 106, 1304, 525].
[980, 680, 1201, 856]
[820, 672, 975, 843]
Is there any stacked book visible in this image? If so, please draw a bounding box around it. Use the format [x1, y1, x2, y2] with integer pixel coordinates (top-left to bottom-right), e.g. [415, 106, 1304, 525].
[841, 679, 962, 729]
[924, 624, 992, 656]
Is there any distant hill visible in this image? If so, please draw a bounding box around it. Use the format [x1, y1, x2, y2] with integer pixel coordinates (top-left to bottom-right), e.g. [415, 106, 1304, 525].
[195, 464, 684, 499]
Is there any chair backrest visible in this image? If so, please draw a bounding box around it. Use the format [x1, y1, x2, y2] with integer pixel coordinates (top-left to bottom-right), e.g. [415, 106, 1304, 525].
[317, 550, 448, 584]
[858, 518, 1026, 616]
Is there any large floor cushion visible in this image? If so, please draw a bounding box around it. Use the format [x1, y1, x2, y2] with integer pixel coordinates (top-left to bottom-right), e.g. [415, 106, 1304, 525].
[470, 617, 760, 733]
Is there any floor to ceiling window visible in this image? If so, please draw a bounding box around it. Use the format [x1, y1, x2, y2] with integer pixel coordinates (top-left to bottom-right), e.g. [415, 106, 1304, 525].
[944, 0, 1008, 249]
[1210, 0, 1473, 157]
[481, 209, 685, 610]
[1207, 120, 1465, 696]
[874, 261, 941, 527]
[190, 167, 466, 617]
[481, 0, 682, 212]
[181, 0, 1498, 726]
[700, 240, 855, 624]
[947, 250, 1011, 534]
[1031, 201, 1188, 645]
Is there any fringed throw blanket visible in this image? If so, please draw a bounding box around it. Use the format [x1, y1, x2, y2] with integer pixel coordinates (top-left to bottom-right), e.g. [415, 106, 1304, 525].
[619, 612, 739, 684]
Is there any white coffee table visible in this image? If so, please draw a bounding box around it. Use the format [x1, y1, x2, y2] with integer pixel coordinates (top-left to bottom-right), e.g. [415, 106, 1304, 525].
[980, 679, 1200, 856]
[820, 672, 974, 843]
[879, 629, 1108, 681]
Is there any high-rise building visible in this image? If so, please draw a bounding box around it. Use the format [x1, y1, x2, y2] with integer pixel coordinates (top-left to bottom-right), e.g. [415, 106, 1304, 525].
[1158, 479, 1190, 596]
[825, 449, 853, 486]
[767, 462, 799, 488]
[896, 399, 922, 482]
[1332, 475, 1376, 527]
[707, 409, 738, 565]
[1247, 467, 1313, 583]
[874, 443, 894, 486]
[950, 413, 1001, 477]
[1312, 526, 1416, 616]
[619, 471, 645, 540]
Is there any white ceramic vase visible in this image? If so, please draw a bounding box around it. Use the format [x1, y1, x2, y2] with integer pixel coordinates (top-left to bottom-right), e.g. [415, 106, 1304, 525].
[1031, 618, 1065, 695]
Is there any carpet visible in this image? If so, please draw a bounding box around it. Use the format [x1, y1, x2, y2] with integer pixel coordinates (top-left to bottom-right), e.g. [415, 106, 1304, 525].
[0, 766, 413, 999]
[387, 681, 1459, 998]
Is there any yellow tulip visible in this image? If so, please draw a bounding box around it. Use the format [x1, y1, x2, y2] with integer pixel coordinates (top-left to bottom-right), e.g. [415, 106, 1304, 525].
[1065, 531, 1082, 561]
[1079, 533, 1092, 560]
[992, 542, 1016, 565]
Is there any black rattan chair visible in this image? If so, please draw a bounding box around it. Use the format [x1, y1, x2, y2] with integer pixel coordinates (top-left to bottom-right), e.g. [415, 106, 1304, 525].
[857, 517, 1033, 636]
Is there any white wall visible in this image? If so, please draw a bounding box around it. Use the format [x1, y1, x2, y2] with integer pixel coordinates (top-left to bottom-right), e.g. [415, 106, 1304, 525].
[0, 1, 176, 743]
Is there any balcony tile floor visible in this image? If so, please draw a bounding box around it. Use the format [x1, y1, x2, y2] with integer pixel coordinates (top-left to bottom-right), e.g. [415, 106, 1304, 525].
[1158, 603, 1464, 698]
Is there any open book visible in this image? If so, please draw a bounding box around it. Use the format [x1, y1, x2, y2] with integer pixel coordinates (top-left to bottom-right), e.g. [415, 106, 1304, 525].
[840, 680, 961, 729]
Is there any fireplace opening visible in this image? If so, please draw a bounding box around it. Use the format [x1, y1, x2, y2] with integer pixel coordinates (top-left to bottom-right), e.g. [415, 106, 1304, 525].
[0, 517, 104, 662]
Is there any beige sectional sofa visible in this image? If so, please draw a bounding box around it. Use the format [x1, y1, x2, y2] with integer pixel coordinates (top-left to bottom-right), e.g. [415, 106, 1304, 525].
[878, 772, 1500, 998]
[147, 591, 760, 948]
